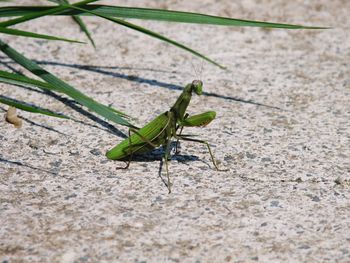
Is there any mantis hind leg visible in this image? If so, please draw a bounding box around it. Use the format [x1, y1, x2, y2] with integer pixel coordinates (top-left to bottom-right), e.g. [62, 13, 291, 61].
[163, 138, 172, 193]
[116, 128, 158, 170]
[176, 135, 227, 171]
[116, 128, 134, 170]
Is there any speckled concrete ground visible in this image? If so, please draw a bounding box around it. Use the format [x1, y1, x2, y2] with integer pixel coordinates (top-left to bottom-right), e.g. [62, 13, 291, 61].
[1, 0, 349, 262]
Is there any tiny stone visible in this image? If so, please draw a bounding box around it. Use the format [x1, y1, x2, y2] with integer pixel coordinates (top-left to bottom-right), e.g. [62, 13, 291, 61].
[78, 255, 90, 262]
[299, 245, 310, 249]
[311, 196, 321, 202]
[69, 150, 79, 156]
[296, 177, 303, 183]
[50, 160, 62, 167]
[90, 149, 102, 156]
[246, 152, 256, 159]
[334, 177, 343, 185]
[65, 193, 77, 200]
[155, 196, 163, 202]
[270, 201, 279, 207]
[340, 248, 349, 254]
[224, 155, 234, 162]
[225, 256, 232, 262]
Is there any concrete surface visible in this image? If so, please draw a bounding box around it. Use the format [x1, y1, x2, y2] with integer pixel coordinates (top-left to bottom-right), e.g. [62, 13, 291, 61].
[1, 0, 349, 262]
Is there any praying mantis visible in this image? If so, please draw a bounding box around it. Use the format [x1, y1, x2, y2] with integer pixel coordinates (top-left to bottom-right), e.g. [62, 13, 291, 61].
[106, 80, 225, 193]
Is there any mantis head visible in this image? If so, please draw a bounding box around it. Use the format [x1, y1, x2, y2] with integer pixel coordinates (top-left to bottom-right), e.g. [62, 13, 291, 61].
[191, 80, 203, 95]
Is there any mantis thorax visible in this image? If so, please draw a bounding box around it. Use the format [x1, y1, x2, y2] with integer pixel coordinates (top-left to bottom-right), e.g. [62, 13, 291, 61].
[170, 80, 203, 120]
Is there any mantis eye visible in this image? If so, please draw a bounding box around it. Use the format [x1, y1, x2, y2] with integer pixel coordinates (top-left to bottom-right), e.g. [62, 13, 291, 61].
[192, 80, 203, 95]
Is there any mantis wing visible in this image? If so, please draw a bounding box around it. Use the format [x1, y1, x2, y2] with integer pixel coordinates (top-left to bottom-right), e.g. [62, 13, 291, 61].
[106, 112, 170, 160]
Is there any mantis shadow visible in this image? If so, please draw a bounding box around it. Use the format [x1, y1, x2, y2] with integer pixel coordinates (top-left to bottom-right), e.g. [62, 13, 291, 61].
[117, 142, 200, 163]
[114, 140, 214, 189]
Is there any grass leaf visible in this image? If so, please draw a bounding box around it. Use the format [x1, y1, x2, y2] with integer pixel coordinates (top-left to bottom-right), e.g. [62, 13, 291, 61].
[0, 69, 57, 91]
[0, 95, 70, 119]
[0, 3, 327, 69]
[0, 70, 130, 118]
[66, 4, 226, 69]
[60, 0, 96, 47]
[0, 5, 329, 29]
[71, 15, 95, 47]
[0, 26, 84, 43]
[0, 38, 134, 127]
[0, 0, 98, 27]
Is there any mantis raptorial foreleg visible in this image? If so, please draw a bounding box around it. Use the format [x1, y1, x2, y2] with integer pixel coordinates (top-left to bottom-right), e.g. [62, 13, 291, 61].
[174, 113, 189, 154]
[175, 111, 216, 154]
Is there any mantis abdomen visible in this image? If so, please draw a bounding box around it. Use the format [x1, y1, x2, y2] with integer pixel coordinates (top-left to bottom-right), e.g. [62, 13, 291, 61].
[106, 112, 170, 160]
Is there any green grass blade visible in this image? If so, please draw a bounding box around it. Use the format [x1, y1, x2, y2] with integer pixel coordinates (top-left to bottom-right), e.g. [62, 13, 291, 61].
[0, 69, 129, 119]
[0, 38, 133, 127]
[0, 69, 56, 91]
[0, 26, 84, 43]
[71, 15, 95, 47]
[57, 0, 96, 47]
[0, 95, 70, 119]
[67, 4, 225, 69]
[0, 0, 98, 27]
[0, 3, 327, 69]
[0, 5, 329, 29]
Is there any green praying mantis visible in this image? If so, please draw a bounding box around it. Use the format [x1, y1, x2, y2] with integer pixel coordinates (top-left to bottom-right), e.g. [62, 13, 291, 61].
[106, 80, 225, 193]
